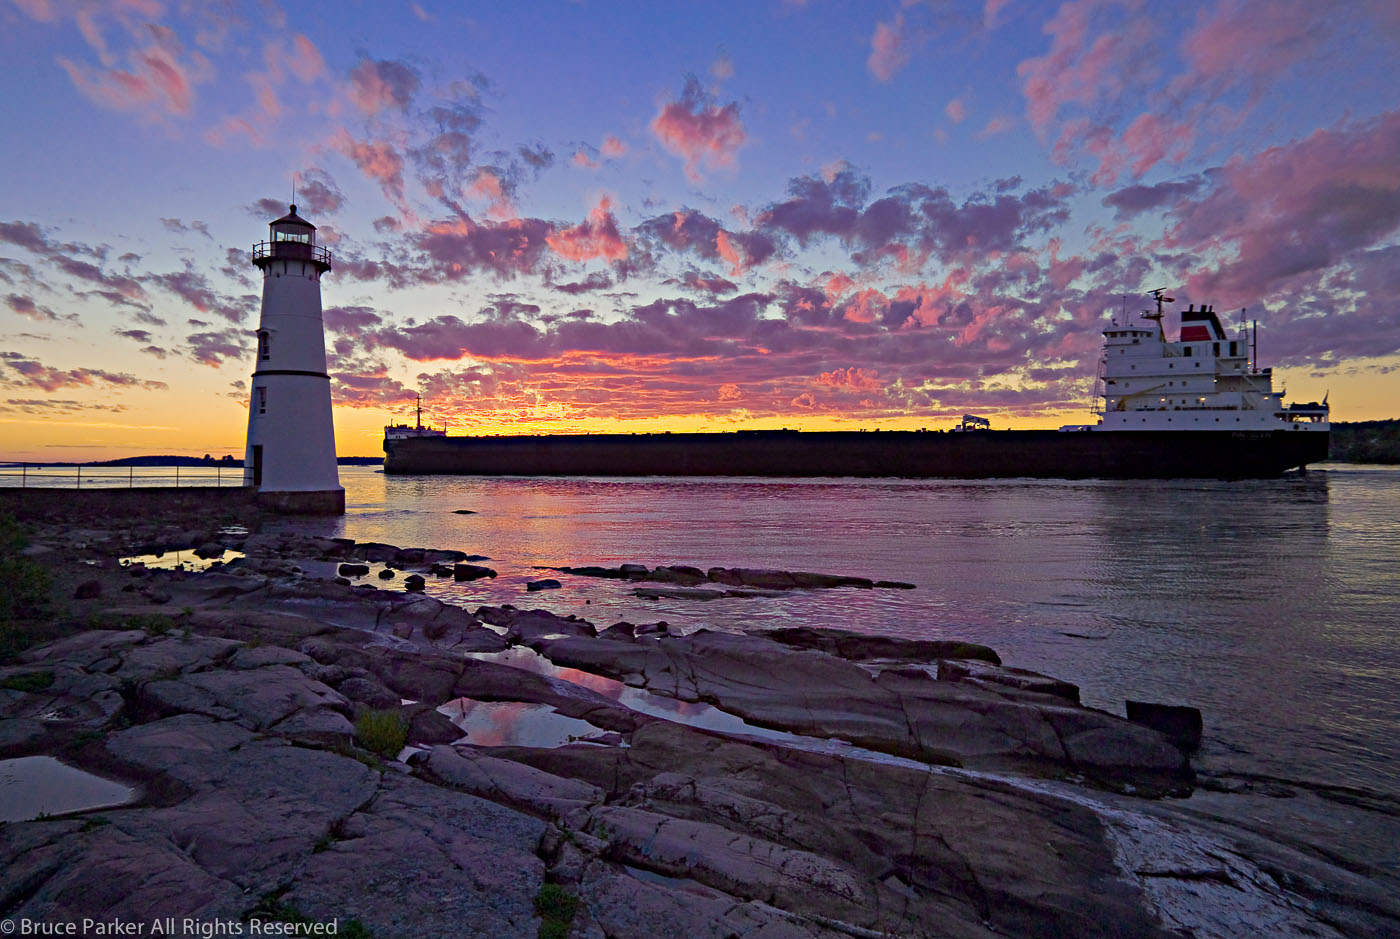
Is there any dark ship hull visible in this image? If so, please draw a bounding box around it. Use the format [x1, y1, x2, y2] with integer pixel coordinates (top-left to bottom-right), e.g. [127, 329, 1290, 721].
[382, 428, 1328, 480]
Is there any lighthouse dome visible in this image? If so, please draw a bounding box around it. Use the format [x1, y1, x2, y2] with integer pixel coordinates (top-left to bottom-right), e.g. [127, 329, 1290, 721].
[254, 203, 330, 271]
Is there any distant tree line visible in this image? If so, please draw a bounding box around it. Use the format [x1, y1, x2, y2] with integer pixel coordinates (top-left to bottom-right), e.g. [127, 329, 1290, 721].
[1330, 420, 1400, 464]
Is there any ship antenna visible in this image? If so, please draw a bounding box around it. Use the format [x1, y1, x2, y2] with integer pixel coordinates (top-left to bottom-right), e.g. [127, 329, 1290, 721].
[1144, 287, 1173, 340]
[415, 393, 423, 431]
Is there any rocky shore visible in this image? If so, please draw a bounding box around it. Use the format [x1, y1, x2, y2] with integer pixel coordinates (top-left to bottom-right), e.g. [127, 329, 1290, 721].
[1, 500, 1397, 938]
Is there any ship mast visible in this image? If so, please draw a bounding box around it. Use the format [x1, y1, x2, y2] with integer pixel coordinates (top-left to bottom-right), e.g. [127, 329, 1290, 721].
[1143, 287, 1174, 341]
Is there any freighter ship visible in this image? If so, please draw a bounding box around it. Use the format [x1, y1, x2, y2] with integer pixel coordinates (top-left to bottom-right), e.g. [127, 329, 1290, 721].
[383, 291, 1329, 479]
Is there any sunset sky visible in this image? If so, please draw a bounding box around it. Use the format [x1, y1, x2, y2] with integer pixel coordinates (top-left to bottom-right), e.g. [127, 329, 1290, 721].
[2, 0, 1398, 461]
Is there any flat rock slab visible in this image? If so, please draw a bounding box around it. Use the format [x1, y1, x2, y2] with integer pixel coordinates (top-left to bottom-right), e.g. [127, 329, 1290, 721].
[546, 564, 914, 592]
[506, 720, 1179, 939]
[763, 624, 1001, 665]
[0, 820, 249, 926]
[281, 774, 547, 938]
[536, 628, 1189, 793]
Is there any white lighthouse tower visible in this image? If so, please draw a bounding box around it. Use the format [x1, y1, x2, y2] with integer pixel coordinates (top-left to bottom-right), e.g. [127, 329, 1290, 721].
[243, 203, 344, 514]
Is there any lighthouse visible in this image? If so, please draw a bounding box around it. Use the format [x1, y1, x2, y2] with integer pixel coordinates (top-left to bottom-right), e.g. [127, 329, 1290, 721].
[243, 204, 344, 514]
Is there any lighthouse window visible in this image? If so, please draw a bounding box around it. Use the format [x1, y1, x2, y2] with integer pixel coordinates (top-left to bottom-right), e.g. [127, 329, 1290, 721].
[258, 330, 270, 361]
[275, 230, 311, 244]
[257, 386, 267, 414]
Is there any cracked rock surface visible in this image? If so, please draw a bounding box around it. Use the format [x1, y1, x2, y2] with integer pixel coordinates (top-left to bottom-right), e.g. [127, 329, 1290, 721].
[1, 514, 1396, 938]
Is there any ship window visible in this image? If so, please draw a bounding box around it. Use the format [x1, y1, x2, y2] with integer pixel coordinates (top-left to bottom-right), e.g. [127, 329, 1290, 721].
[1230, 341, 1237, 356]
[257, 386, 266, 414]
[258, 330, 270, 361]
[1184, 346, 1192, 357]
[1213, 342, 1220, 356]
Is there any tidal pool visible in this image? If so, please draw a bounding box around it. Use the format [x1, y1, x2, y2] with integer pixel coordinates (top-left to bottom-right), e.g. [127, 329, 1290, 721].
[120, 548, 244, 572]
[0, 756, 136, 822]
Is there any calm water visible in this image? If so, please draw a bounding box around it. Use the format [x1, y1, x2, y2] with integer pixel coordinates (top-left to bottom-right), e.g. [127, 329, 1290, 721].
[272, 465, 1399, 795]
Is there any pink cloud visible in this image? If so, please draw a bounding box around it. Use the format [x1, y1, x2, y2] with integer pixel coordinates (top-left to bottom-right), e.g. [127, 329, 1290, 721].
[975, 115, 1015, 139]
[466, 170, 516, 221]
[0, 353, 167, 392]
[265, 35, 325, 85]
[822, 272, 856, 301]
[601, 135, 628, 158]
[333, 130, 406, 206]
[7, 294, 57, 321]
[1173, 0, 1324, 108]
[818, 367, 883, 391]
[293, 168, 345, 215]
[572, 149, 600, 169]
[547, 197, 628, 263]
[1016, 0, 1152, 139]
[1120, 112, 1192, 178]
[289, 35, 325, 82]
[12, 0, 57, 22]
[651, 78, 746, 182]
[251, 75, 281, 119]
[715, 230, 744, 276]
[842, 288, 887, 324]
[868, 15, 910, 82]
[985, 0, 1014, 30]
[895, 269, 971, 328]
[347, 57, 420, 115]
[1046, 239, 1087, 289]
[205, 115, 265, 147]
[1167, 110, 1400, 307]
[718, 383, 742, 400]
[945, 98, 967, 124]
[57, 37, 204, 118]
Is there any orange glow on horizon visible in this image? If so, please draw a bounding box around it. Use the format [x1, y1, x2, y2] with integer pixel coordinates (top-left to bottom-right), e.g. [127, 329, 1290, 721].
[0, 359, 1390, 464]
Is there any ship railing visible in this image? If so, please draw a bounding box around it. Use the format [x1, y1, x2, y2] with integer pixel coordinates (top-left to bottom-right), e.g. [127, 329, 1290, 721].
[0, 464, 248, 489]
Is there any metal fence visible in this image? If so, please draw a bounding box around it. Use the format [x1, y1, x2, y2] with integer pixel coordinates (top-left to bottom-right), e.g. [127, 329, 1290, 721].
[0, 464, 246, 489]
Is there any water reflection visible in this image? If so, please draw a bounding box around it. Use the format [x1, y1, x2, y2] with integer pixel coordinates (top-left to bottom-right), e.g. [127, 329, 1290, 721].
[438, 698, 611, 748]
[274, 466, 1400, 794]
[0, 756, 136, 821]
[120, 548, 244, 572]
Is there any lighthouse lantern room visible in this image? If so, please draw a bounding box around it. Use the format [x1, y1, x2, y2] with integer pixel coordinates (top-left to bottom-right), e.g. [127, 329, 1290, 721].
[243, 203, 344, 514]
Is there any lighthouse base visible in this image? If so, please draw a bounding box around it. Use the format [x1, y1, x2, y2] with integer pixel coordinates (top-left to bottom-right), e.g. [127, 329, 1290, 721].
[256, 488, 345, 516]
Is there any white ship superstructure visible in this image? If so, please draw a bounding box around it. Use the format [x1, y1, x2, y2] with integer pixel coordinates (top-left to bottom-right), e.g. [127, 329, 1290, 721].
[1089, 291, 1329, 434]
[384, 395, 448, 442]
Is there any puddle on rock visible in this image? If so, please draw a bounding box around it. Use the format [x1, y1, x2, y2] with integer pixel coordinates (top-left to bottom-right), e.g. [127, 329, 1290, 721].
[464, 645, 968, 772]
[467, 646, 824, 744]
[0, 756, 137, 822]
[438, 698, 616, 748]
[120, 548, 244, 572]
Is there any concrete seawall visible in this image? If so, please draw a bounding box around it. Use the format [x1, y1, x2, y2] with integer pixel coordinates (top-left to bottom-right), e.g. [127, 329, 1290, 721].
[0, 486, 260, 524]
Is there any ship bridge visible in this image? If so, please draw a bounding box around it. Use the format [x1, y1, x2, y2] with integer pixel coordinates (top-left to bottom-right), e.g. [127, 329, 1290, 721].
[1091, 294, 1327, 433]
